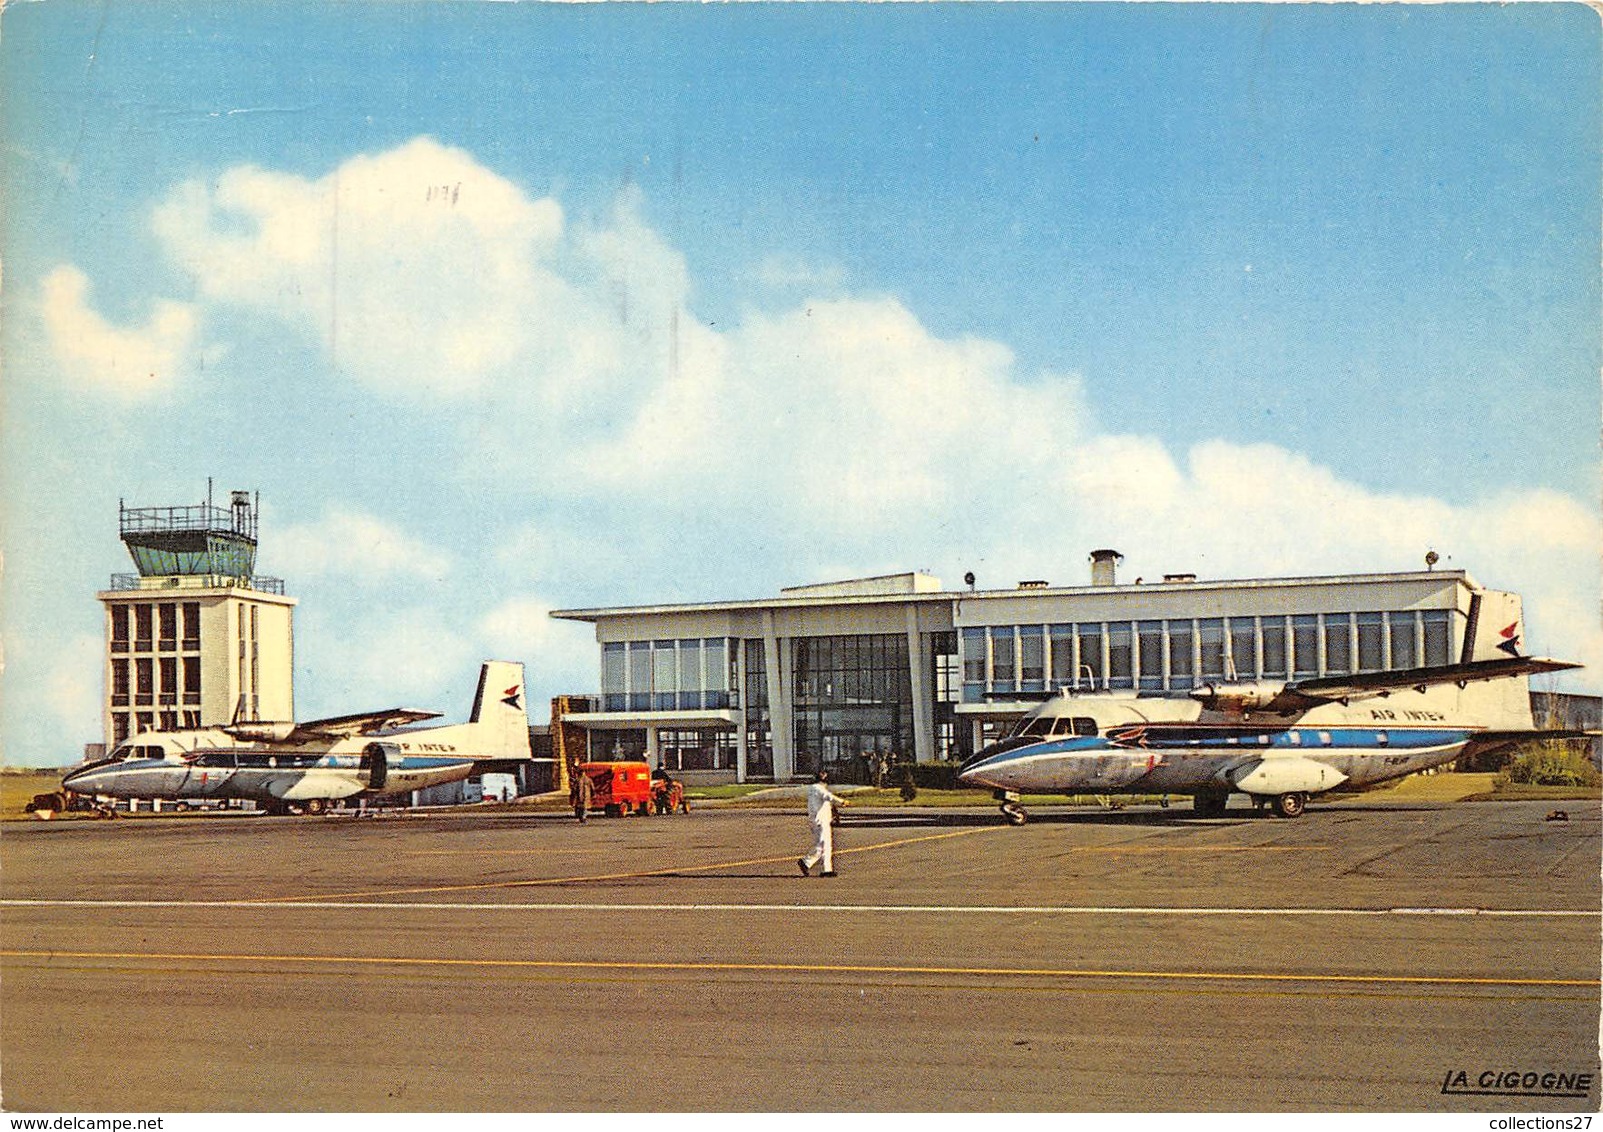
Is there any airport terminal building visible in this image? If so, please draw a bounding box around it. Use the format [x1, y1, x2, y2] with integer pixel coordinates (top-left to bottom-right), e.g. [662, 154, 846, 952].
[552, 553, 1522, 784]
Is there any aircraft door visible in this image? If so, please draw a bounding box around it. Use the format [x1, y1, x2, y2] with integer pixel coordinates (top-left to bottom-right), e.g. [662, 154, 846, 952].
[359, 743, 390, 791]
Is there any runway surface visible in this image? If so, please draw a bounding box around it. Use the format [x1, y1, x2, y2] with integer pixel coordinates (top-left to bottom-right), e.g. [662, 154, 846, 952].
[3, 798, 1598, 1112]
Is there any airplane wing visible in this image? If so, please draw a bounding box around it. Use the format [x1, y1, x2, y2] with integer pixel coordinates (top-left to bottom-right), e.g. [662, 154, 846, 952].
[287, 708, 444, 740]
[1267, 656, 1583, 712]
[224, 708, 443, 744]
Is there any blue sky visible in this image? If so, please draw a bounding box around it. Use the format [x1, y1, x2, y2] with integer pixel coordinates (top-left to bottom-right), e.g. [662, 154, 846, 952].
[3, 1, 1599, 765]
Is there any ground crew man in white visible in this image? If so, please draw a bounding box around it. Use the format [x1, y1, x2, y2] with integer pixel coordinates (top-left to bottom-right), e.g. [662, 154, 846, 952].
[798, 769, 848, 877]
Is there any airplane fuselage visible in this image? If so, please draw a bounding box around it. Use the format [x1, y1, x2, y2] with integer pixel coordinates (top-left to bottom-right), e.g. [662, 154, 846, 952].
[957, 674, 1540, 818]
[960, 721, 1476, 796]
[62, 727, 480, 805]
[62, 660, 530, 812]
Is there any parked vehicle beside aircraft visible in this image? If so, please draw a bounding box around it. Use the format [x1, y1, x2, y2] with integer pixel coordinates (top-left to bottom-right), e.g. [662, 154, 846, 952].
[62, 662, 530, 816]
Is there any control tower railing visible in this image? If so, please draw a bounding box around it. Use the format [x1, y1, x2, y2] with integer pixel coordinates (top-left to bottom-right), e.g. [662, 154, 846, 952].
[119, 501, 258, 541]
[108, 573, 286, 595]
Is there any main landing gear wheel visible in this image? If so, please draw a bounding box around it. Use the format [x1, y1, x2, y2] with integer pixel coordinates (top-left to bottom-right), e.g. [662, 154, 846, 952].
[1000, 801, 1028, 826]
[303, 798, 328, 816]
[1271, 791, 1308, 819]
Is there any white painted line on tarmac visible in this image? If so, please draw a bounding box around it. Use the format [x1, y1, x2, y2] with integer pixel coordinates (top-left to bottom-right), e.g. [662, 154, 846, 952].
[2, 898, 1595, 917]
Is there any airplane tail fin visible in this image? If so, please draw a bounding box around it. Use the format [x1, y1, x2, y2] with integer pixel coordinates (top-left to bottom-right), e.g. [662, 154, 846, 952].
[468, 661, 531, 759]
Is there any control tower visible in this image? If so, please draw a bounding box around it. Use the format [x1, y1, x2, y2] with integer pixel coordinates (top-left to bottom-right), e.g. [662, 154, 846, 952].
[117, 488, 263, 584]
[99, 485, 296, 746]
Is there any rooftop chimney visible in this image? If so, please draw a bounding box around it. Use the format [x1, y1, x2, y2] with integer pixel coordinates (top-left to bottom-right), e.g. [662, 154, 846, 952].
[1089, 548, 1123, 587]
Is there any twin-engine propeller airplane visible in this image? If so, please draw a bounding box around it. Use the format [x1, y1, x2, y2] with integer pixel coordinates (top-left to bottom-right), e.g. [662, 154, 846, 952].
[63, 661, 530, 816]
[958, 652, 1593, 823]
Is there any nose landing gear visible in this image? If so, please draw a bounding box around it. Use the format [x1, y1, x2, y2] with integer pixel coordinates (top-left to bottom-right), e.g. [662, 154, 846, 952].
[994, 790, 1029, 826]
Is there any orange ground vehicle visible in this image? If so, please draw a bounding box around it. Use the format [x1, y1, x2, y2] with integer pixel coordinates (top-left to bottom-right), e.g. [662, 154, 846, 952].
[575, 760, 653, 817]
[651, 774, 689, 815]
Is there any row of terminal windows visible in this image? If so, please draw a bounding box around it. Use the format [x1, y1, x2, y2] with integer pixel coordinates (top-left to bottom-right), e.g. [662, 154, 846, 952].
[961, 610, 1456, 700]
[583, 727, 739, 773]
[602, 638, 739, 712]
[109, 602, 201, 652]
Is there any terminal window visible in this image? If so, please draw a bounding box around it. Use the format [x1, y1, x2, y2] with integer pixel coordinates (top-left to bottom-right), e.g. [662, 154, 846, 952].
[962, 608, 1461, 695]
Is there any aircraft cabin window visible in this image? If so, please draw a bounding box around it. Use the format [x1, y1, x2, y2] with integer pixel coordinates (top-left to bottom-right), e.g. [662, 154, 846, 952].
[1318, 731, 1333, 746]
[1376, 731, 1389, 746]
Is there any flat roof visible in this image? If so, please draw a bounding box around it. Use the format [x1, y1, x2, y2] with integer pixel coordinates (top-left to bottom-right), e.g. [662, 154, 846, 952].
[551, 568, 1474, 623]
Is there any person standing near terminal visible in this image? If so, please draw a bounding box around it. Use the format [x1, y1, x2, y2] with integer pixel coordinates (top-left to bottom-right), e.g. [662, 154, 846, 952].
[570, 761, 593, 824]
[798, 770, 848, 877]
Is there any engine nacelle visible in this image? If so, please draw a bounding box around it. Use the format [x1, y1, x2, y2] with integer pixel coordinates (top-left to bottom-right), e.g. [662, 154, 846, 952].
[222, 720, 298, 743]
[1228, 756, 1348, 796]
[1191, 681, 1290, 713]
[359, 742, 398, 791]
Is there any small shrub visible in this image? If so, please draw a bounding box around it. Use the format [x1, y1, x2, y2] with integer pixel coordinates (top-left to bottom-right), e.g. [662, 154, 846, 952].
[899, 767, 918, 802]
[906, 762, 965, 791]
[1499, 745, 1601, 788]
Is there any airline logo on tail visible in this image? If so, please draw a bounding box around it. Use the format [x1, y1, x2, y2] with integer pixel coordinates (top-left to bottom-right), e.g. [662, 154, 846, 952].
[502, 685, 523, 711]
[1497, 622, 1523, 659]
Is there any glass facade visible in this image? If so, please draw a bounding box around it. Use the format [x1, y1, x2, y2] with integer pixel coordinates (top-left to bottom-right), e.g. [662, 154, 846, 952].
[791, 634, 912, 779]
[601, 637, 737, 713]
[743, 639, 773, 778]
[589, 728, 648, 761]
[577, 595, 1467, 782]
[658, 728, 738, 772]
[958, 609, 1458, 700]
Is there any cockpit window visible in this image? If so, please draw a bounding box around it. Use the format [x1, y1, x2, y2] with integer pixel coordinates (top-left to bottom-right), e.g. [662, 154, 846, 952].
[1042, 716, 1098, 737]
[1017, 717, 1055, 738]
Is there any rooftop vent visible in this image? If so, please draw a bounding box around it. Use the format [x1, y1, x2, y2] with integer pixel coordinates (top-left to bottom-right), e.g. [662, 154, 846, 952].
[1163, 572, 1198, 584]
[1089, 549, 1123, 587]
[1018, 579, 1050, 589]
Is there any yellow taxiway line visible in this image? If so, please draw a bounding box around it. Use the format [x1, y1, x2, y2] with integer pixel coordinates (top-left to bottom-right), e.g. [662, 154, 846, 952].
[3, 947, 1596, 989]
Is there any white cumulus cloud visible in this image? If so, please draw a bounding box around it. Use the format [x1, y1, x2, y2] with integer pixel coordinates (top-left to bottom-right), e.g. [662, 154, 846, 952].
[76, 137, 1603, 689]
[39, 265, 198, 394]
[272, 507, 452, 583]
